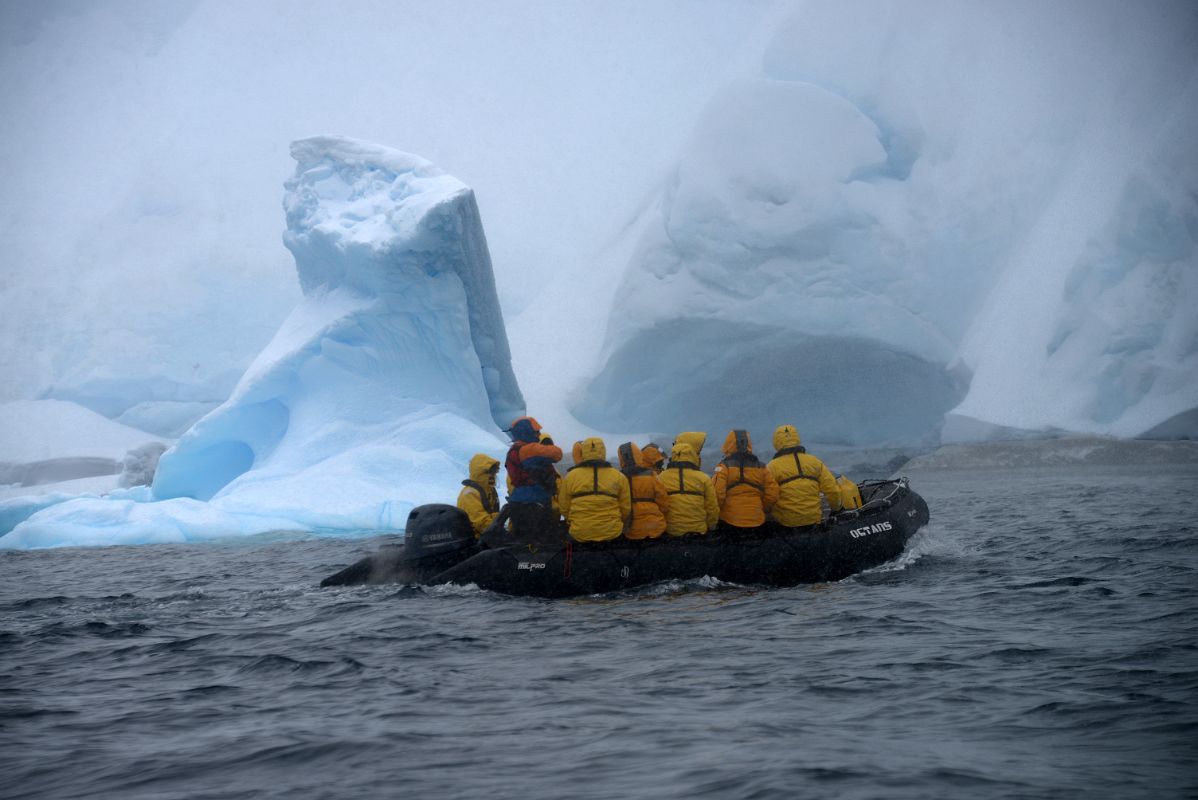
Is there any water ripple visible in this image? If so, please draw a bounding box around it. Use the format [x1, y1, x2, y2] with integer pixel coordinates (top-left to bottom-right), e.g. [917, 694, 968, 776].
[1, 465, 1195, 800]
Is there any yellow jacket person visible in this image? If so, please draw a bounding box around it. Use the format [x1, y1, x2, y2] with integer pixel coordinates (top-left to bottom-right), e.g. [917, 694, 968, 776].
[558, 438, 630, 542]
[766, 425, 842, 527]
[837, 474, 863, 509]
[674, 432, 708, 468]
[659, 442, 719, 535]
[456, 453, 501, 537]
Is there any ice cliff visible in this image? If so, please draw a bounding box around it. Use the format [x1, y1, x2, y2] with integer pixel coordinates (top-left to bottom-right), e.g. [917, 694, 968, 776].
[578, 1, 1198, 446]
[0, 137, 523, 548]
[574, 77, 968, 447]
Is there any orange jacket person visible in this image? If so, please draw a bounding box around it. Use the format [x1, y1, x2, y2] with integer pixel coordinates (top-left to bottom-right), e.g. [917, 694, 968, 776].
[711, 430, 779, 530]
[640, 443, 666, 474]
[616, 442, 669, 539]
[501, 416, 563, 538]
[504, 416, 562, 504]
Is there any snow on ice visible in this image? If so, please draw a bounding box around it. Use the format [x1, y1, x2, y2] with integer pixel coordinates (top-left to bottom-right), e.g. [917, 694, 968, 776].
[0, 399, 165, 468]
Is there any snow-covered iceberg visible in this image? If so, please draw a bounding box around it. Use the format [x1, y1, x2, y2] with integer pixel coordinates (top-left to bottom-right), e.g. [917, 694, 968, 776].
[0, 399, 157, 469]
[0, 399, 166, 488]
[578, 1, 1198, 446]
[575, 77, 968, 447]
[0, 137, 524, 548]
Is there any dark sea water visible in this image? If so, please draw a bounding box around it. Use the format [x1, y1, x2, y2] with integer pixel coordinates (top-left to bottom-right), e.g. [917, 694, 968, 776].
[2, 464, 1196, 800]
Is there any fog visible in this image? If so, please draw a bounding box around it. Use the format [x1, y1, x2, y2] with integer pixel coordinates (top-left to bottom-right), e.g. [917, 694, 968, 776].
[1, 0, 1195, 449]
[0, 0, 777, 414]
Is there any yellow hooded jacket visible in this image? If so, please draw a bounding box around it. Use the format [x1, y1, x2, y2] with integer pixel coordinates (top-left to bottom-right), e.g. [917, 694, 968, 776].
[558, 438, 630, 542]
[457, 453, 501, 536]
[766, 425, 842, 527]
[617, 442, 669, 540]
[711, 430, 780, 528]
[674, 432, 708, 468]
[837, 475, 863, 509]
[658, 442, 719, 535]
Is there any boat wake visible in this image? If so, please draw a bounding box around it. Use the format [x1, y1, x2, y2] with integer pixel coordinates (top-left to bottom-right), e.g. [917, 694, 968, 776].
[858, 522, 960, 575]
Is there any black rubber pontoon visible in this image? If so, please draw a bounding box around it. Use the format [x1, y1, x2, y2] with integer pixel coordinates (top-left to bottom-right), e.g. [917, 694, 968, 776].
[321, 478, 929, 598]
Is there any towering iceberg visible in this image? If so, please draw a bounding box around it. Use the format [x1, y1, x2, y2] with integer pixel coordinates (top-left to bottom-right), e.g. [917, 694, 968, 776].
[1, 137, 524, 548]
[949, 81, 1198, 440]
[578, 0, 1198, 446]
[154, 136, 524, 502]
[575, 76, 968, 447]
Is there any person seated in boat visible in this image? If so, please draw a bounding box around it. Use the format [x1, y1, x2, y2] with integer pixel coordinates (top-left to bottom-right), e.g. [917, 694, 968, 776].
[765, 424, 842, 528]
[674, 431, 708, 469]
[507, 430, 563, 500]
[503, 416, 563, 535]
[570, 440, 585, 467]
[616, 442, 669, 540]
[712, 430, 779, 533]
[457, 453, 501, 537]
[558, 437, 630, 542]
[640, 443, 666, 474]
[837, 474, 863, 510]
[659, 441, 719, 536]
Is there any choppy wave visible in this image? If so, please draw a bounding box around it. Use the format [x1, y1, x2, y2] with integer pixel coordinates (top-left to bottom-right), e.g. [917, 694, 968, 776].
[1, 465, 1196, 800]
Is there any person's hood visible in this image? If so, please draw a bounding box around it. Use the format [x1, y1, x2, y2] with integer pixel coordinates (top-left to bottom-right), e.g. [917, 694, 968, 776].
[675, 432, 707, 466]
[641, 443, 665, 469]
[508, 416, 541, 443]
[571, 441, 584, 466]
[721, 429, 754, 456]
[773, 425, 801, 451]
[676, 431, 706, 453]
[669, 442, 698, 465]
[617, 441, 645, 470]
[579, 437, 607, 462]
[468, 453, 500, 483]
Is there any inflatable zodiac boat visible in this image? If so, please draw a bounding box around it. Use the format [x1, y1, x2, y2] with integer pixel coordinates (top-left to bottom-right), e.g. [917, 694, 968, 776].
[321, 478, 929, 598]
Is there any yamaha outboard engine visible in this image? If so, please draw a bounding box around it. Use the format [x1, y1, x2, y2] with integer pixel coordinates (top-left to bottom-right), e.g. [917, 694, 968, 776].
[402, 504, 477, 565]
[320, 504, 477, 588]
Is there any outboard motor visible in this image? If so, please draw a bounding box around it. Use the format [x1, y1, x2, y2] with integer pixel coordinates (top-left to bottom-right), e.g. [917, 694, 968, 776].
[320, 504, 478, 588]
[402, 504, 476, 565]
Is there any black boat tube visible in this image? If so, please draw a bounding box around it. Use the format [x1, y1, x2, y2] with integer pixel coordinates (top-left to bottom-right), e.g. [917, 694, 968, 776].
[320, 479, 931, 596]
